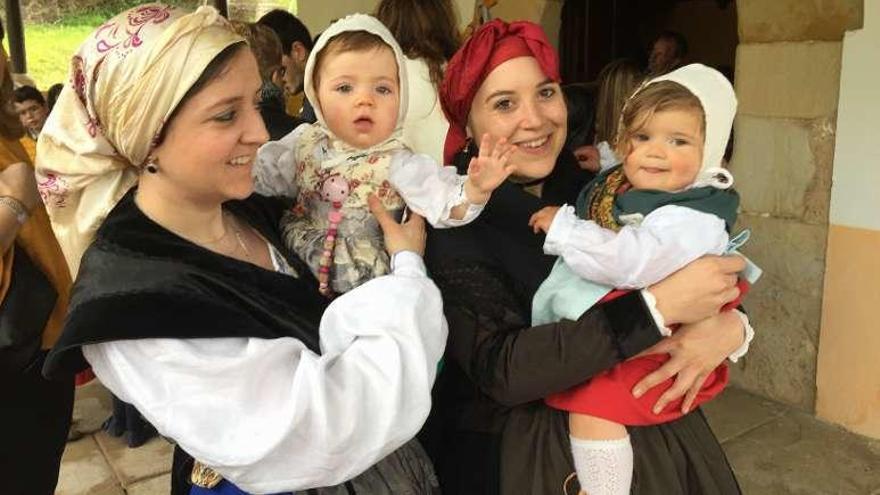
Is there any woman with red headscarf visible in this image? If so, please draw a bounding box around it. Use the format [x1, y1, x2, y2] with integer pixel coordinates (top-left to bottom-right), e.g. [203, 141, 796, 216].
[421, 20, 747, 494]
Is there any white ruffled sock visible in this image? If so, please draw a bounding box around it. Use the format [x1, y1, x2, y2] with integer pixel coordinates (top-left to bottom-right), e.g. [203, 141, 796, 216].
[570, 435, 633, 495]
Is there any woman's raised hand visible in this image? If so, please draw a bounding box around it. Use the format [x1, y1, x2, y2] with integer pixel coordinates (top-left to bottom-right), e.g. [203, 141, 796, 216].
[369, 195, 426, 257]
[647, 255, 745, 325]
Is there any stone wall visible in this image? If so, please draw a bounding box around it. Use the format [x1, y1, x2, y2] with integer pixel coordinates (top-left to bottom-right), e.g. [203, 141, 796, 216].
[728, 0, 862, 410]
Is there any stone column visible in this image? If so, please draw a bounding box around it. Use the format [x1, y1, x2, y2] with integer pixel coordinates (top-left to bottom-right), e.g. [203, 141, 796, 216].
[728, 0, 862, 410]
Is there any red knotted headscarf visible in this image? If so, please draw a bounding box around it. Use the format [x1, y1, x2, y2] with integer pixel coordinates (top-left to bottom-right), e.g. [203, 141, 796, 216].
[440, 19, 560, 164]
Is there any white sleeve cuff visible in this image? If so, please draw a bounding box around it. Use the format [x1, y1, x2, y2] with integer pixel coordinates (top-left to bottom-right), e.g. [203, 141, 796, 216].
[640, 290, 754, 356]
[390, 251, 427, 278]
[388, 152, 485, 228]
[449, 180, 486, 223]
[455, 179, 485, 206]
[543, 204, 578, 256]
[728, 309, 754, 363]
[640, 289, 672, 337]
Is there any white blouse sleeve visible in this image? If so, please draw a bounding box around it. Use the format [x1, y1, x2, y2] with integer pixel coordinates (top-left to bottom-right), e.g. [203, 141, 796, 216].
[387, 150, 484, 228]
[252, 125, 308, 198]
[82, 252, 446, 494]
[543, 204, 729, 289]
[728, 309, 755, 362]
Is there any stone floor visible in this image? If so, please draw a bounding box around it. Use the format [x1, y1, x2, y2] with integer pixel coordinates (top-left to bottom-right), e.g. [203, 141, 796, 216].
[702, 387, 880, 495]
[56, 380, 173, 495]
[57, 381, 880, 494]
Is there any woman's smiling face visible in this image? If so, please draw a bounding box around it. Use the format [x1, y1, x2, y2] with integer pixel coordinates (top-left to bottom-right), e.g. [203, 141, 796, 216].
[466, 56, 567, 181]
[151, 47, 269, 204]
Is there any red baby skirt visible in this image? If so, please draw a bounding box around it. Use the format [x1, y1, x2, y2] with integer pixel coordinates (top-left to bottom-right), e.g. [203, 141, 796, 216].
[545, 280, 749, 425]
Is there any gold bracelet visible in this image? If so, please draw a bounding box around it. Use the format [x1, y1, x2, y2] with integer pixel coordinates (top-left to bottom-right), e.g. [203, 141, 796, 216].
[0, 195, 29, 225]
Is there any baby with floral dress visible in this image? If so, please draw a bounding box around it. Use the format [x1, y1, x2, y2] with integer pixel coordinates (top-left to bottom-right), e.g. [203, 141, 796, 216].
[254, 14, 512, 295]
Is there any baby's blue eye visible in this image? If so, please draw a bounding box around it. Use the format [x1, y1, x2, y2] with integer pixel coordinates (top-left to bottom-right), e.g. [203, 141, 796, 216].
[335, 84, 352, 93]
[376, 85, 393, 95]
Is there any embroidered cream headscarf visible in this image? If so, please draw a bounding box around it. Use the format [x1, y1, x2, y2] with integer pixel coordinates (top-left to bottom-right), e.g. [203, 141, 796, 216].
[34, 3, 243, 276]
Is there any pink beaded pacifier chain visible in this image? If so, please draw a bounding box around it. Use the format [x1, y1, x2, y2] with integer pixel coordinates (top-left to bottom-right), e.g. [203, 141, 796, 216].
[317, 175, 350, 297]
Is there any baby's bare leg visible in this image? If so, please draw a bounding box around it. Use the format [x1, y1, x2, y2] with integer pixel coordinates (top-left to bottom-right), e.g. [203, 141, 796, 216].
[570, 413, 627, 440]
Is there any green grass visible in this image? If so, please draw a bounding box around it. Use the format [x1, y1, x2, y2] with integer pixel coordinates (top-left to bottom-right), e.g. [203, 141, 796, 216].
[18, 22, 103, 89]
[11, 1, 201, 90]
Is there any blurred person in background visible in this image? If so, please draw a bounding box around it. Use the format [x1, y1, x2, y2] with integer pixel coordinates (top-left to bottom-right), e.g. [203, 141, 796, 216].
[648, 30, 688, 76]
[13, 85, 49, 161]
[46, 83, 63, 112]
[0, 17, 73, 495]
[376, 0, 459, 164]
[573, 58, 644, 173]
[230, 21, 304, 140]
[257, 9, 314, 118]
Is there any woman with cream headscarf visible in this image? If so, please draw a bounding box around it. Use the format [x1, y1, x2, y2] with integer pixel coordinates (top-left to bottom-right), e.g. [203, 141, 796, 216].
[37, 4, 445, 494]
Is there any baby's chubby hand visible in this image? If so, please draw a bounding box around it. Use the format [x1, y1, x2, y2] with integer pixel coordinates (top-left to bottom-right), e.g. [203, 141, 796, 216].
[463, 133, 516, 205]
[528, 206, 560, 234]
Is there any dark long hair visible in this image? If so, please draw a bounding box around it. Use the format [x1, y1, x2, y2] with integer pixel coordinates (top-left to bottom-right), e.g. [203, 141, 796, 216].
[375, 0, 460, 90]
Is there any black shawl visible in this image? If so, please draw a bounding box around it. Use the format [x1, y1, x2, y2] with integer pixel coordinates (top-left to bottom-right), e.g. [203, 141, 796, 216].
[44, 190, 328, 378]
